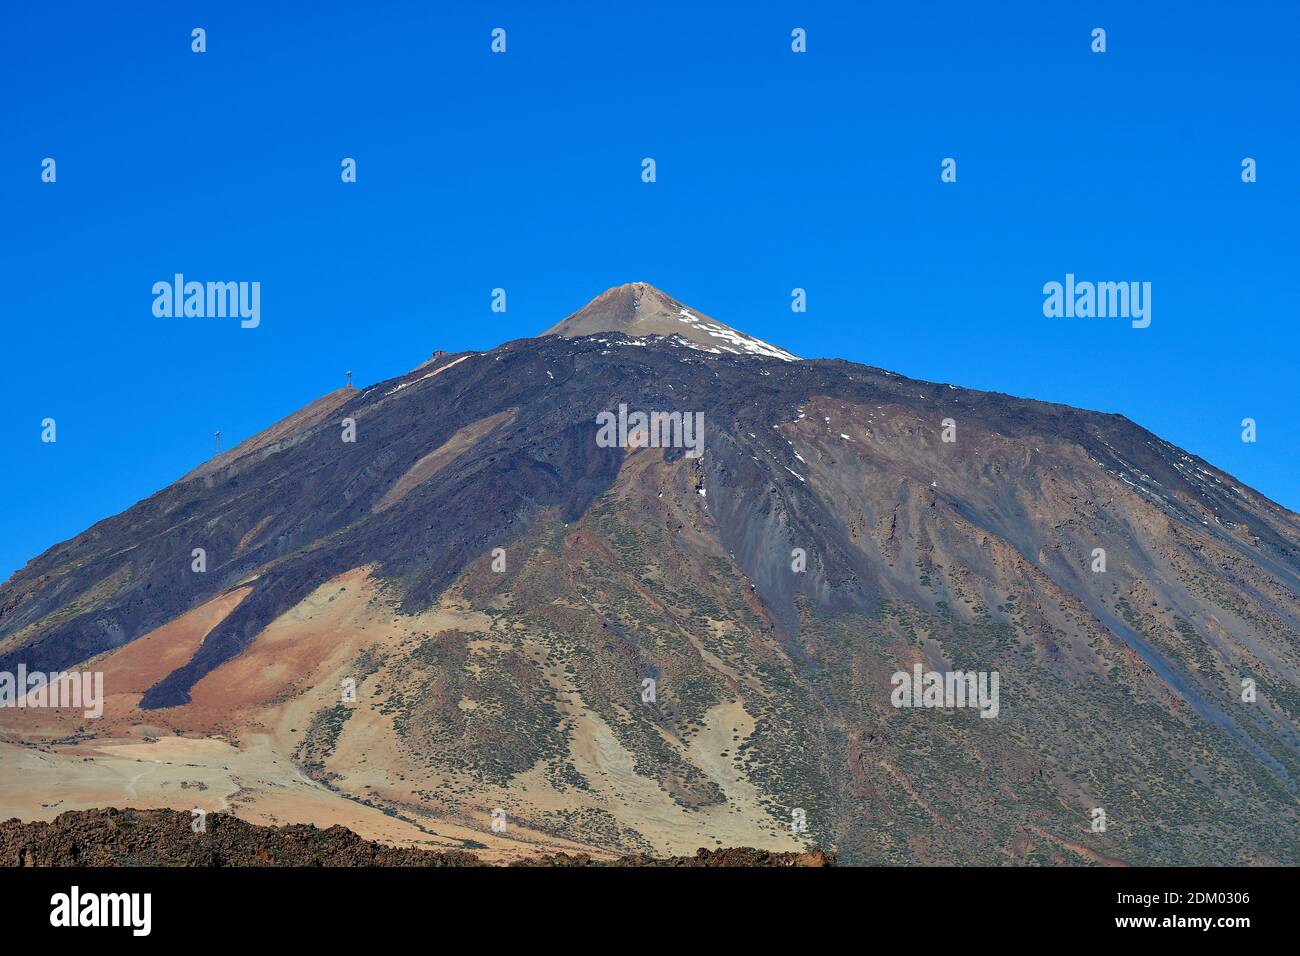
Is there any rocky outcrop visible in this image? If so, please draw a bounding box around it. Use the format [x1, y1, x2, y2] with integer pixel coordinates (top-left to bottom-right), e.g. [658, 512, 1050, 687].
[0, 810, 834, 867]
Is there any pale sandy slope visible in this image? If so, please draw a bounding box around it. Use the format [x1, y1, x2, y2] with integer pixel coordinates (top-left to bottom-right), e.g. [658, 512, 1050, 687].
[0, 558, 802, 860]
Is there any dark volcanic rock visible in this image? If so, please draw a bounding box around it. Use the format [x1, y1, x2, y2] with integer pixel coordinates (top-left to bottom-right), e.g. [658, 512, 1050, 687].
[0, 810, 833, 867]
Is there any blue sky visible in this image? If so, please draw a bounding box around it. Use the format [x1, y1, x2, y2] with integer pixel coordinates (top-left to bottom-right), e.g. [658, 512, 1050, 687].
[2, 1, 1297, 581]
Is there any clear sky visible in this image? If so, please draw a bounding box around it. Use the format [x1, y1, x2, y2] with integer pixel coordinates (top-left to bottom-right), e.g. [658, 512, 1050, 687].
[2, 1, 1297, 582]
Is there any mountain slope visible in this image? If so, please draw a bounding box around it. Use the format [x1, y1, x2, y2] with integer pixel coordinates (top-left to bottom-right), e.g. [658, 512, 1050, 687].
[2, 285, 1298, 864]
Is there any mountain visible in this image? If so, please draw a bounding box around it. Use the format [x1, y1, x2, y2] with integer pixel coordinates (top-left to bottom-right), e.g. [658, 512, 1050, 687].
[1, 284, 1298, 865]
[545, 281, 799, 360]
